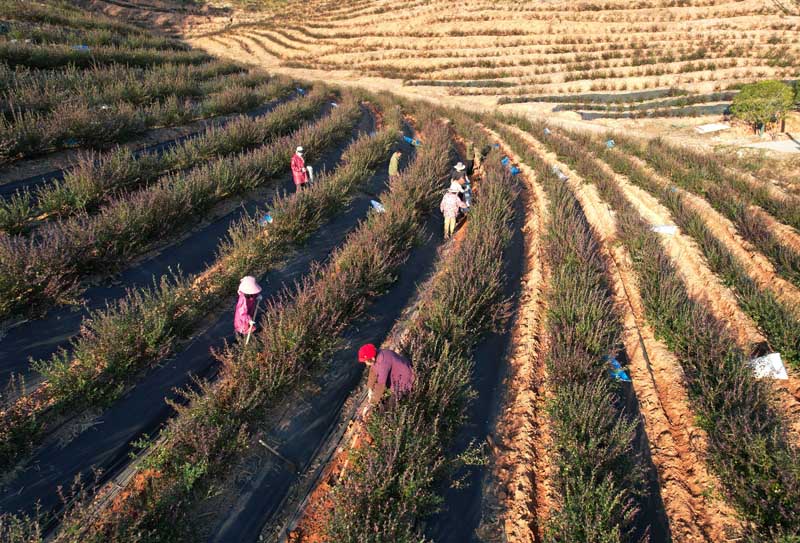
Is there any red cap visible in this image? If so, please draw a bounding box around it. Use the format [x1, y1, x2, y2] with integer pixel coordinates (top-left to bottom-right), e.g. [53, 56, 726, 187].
[358, 343, 378, 363]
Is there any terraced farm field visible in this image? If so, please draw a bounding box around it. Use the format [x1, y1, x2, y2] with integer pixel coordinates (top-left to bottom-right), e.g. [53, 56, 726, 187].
[1, 1, 800, 543]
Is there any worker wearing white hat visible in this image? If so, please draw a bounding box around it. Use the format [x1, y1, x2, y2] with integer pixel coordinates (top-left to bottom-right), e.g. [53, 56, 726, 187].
[452, 161, 473, 208]
[234, 276, 263, 336]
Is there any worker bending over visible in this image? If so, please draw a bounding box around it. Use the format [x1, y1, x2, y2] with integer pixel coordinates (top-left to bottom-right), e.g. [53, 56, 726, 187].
[358, 343, 415, 405]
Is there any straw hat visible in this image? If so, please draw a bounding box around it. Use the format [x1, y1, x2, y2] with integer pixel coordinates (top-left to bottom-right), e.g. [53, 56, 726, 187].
[454, 162, 466, 172]
[448, 181, 464, 193]
[238, 276, 262, 295]
[296, 146, 304, 154]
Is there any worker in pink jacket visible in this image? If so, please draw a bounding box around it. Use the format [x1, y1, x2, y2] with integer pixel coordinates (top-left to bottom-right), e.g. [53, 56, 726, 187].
[234, 276, 262, 336]
[358, 343, 414, 405]
[291, 146, 308, 190]
[440, 181, 468, 239]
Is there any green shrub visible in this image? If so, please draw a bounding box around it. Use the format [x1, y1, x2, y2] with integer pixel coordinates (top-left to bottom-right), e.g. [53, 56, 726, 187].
[731, 80, 794, 132]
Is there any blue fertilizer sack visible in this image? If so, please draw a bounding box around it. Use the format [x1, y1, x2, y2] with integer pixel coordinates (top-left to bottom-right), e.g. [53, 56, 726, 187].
[607, 357, 631, 382]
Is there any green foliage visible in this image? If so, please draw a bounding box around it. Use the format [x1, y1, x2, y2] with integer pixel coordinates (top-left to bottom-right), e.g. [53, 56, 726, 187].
[504, 116, 800, 538]
[328, 154, 518, 542]
[49, 110, 449, 543]
[731, 80, 794, 130]
[0, 97, 400, 474]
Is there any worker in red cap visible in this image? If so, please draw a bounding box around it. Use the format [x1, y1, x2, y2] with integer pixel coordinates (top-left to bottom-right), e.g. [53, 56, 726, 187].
[358, 343, 415, 404]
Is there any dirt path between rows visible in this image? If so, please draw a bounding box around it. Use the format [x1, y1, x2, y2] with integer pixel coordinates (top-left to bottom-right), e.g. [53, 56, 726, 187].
[506, 124, 743, 542]
[285, 208, 473, 543]
[601, 151, 800, 443]
[750, 206, 800, 256]
[612, 152, 800, 438]
[622, 153, 800, 314]
[477, 127, 553, 543]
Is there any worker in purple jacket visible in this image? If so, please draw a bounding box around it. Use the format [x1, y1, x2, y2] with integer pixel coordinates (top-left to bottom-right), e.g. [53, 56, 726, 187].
[358, 343, 414, 404]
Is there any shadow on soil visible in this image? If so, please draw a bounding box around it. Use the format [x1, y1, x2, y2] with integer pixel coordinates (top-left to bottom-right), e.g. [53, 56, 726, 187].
[424, 191, 671, 543]
[0, 95, 296, 199]
[195, 144, 462, 543]
[0, 100, 333, 388]
[0, 109, 384, 521]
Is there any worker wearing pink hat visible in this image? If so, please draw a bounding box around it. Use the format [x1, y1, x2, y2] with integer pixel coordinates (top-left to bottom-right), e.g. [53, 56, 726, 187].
[234, 276, 263, 336]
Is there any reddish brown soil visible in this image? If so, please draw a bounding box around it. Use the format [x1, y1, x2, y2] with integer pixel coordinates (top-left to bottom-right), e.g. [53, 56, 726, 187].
[750, 205, 800, 256]
[476, 128, 554, 543]
[509, 125, 743, 542]
[617, 153, 800, 441]
[624, 153, 800, 314]
[288, 159, 479, 542]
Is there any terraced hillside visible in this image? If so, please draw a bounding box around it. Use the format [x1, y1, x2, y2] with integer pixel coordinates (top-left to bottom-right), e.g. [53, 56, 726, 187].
[2, 2, 800, 543]
[172, 0, 799, 123]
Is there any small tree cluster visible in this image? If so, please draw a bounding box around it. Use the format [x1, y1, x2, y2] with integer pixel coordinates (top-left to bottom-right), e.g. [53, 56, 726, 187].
[731, 80, 794, 133]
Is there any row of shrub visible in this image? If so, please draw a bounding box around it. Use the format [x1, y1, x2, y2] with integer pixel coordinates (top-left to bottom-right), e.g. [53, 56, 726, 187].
[612, 136, 800, 288]
[48, 113, 452, 543]
[0, 86, 324, 234]
[569, 129, 800, 371]
[3, 18, 186, 52]
[0, 61, 249, 118]
[0, 0, 178, 43]
[555, 91, 736, 112]
[618, 136, 800, 232]
[0, 98, 401, 474]
[492, 121, 649, 541]
[0, 76, 294, 164]
[0, 41, 212, 71]
[506, 117, 800, 540]
[326, 153, 519, 542]
[0, 95, 361, 321]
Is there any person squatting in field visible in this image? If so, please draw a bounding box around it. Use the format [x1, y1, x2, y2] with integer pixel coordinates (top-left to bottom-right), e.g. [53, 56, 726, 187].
[358, 343, 415, 405]
[291, 145, 309, 190]
[234, 275, 262, 336]
[388, 149, 402, 182]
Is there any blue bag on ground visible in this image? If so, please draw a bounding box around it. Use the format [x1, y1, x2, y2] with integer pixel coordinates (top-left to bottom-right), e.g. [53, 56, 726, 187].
[607, 357, 631, 382]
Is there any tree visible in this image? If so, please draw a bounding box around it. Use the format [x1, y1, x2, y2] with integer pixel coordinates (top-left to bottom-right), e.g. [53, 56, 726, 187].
[731, 80, 794, 133]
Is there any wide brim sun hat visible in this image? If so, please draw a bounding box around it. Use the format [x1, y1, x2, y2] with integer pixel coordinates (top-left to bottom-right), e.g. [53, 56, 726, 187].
[239, 275, 262, 295]
[454, 162, 466, 172]
[449, 181, 465, 193]
[296, 146, 304, 153]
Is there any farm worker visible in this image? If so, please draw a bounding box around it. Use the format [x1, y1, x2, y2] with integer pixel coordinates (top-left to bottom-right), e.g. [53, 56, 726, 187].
[358, 343, 414, 405]
[452, 162, 472, 207]
[465, 141, 475, 175]
[234, 276, 262, 335]
[440, 182, 467, 239]
[475, 145, 487, 170]
[291, 146, 308, 190]
[388, 150, 402, 181]
[452, 161, 467, 184]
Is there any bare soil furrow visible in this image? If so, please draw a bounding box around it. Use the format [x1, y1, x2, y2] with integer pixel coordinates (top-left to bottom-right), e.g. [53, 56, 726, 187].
[507, 124, 742, 542]
[622, 153, 800, 313]
[479, 127, 553, 543]
[750, 205, 800, 256]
